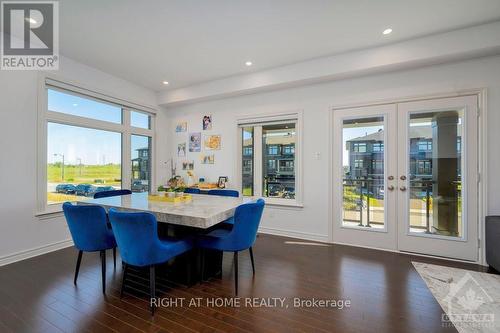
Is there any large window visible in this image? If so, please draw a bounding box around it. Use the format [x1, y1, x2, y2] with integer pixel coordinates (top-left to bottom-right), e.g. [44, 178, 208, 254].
[39, 85, 155, 213]
[239, 115, 301, 205]
[47, 123, 122, 204]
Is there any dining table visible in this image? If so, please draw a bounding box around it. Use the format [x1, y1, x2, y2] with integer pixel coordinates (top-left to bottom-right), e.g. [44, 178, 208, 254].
[77, 192, 252, 285]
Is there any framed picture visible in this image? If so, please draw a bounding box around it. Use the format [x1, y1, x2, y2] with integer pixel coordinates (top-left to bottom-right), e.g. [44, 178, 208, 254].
[204, 134, 221, 150]
[202, 115, 212, 130]
[182, 160, 194, 170]
[217, 176, 228, 188]
[200, 154, 215, 164]
[175, 121, 187, 132]
[177, 142, 186, 157]
[188, 132, 201, 152]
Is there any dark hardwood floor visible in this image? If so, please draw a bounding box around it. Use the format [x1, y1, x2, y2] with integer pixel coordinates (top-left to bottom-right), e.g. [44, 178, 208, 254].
[0, 234, 490, 333]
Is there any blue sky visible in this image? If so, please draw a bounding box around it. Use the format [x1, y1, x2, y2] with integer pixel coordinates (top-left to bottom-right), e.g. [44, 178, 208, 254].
[47, 89, 150, 165]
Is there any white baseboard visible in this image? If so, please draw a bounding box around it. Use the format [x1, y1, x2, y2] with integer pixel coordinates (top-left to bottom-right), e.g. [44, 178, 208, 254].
[0, 239, 74, 267]
[331, 240, 487, 266]
[258, 226, 329, 243]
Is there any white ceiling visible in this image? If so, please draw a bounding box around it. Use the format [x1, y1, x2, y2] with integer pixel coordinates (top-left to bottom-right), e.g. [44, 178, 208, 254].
[59, 0, 500, 92]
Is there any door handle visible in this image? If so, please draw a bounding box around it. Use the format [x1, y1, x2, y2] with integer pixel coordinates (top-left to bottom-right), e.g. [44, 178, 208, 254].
[400, 175, 407, 180]
[387, 185, 395, 191]
[400, 186, 407, 191]
[387, 175, 394, 181]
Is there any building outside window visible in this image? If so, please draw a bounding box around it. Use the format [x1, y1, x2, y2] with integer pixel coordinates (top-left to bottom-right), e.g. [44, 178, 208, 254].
[268, 145, 279, 155]
[416, 160, 432, 175]
[282, 145, 295, 155]
[354, 159, 363, 168]
[418, 140, 432, 151]
[268, 159, 276, 170]
[371, 160, 383, 172]
[353, 143, 367, 152]
[243, 147, 253, 156]
[373, 143, 384, 152]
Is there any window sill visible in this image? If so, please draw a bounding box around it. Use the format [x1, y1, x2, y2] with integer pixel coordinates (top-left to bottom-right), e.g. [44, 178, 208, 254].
[36, 205, 64, 220]
[263, 199, 303, 209]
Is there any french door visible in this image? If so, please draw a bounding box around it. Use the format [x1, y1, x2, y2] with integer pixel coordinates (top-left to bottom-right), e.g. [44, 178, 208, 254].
[332, 95, 479, 261]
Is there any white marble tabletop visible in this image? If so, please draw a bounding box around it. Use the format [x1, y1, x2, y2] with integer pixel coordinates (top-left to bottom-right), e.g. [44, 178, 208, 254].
[77, 192, 252, 229]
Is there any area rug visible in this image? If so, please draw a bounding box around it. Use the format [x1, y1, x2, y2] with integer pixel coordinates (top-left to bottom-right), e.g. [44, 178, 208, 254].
[412, 262, 500, 333]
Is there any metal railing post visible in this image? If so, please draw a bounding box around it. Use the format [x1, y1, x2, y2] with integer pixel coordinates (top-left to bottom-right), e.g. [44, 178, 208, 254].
[425, 182, 431, 233]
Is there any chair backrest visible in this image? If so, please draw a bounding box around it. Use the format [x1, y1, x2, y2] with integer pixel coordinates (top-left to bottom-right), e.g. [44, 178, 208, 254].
[184, 188, 201, 194]
[229, 198, 265, 250]
[94, 189, 132, 199]
[108, 208, 161, 267]
[208, 189, 239, 197]
[62, 202, 112, 252]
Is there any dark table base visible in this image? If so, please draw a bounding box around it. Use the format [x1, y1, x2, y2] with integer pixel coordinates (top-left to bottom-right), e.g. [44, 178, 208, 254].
[153, 222, 223, 286]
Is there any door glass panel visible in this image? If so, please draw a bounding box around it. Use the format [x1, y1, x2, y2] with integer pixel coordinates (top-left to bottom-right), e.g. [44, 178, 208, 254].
[131, 135, 151, 192]
[408, 110, 463, 237]
[342, 117, 385, 229]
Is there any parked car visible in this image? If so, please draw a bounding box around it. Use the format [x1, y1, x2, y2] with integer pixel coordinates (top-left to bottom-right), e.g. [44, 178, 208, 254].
[75, 184, 95, 197]
[55, 184, 76, 194]
[90, 186, 115, 197]
[131, 180, 148, 192]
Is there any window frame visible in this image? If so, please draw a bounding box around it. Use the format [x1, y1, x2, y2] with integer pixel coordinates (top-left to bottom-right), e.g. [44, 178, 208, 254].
[36, 76, 156, 216]
[236, 111, 303, 207]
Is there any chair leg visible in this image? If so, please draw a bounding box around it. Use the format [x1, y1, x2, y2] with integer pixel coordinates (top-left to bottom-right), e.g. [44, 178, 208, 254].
[234, 251, 238, 296]
[120, 263, 128, 298]
[249, 247, 255, 275]
[100, 250, 106, 294]
[74, 250, 83, 285]
[113, 247, 117, 270]
[150, 265, 156, 316]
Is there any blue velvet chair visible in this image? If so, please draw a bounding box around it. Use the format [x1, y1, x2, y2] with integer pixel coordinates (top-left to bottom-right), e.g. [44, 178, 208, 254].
[94, 189, 132, 199]
[62, 202, 117, 294]
[184, 188, 201, 194]
[207, 189, 239, 197]
[208, 189, 240, 226]
[197, 199, 265, 295]
[108, 208, 194, 315]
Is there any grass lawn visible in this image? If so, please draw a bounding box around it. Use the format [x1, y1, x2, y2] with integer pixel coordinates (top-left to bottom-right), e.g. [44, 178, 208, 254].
[242, 187, 252, 196]
[47, 192, 83, 204]
[48, 163, 121, 185]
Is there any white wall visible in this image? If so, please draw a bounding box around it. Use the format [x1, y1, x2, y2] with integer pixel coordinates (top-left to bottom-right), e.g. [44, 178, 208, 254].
[1, 52, 499, 266]
[0, 56, 157, 265]
[162, 55, 500, 246]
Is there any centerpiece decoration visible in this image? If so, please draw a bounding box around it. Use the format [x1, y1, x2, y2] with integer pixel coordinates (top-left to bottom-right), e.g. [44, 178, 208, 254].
[152, 176, 191, 203]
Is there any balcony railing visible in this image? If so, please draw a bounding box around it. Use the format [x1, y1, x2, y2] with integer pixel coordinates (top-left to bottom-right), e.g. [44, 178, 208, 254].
[343, 177, 461, 232]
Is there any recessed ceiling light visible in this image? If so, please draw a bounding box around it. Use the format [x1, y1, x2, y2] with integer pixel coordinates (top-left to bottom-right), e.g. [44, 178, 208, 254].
[383, 28, 393, 35]
[245, 61, 253, 66]
[72, 103, 78, 107]
[162, 81, 169, 85]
